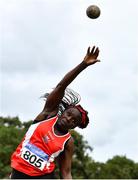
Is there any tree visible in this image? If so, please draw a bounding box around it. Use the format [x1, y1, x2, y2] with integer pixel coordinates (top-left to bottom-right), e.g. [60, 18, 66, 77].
[0, 116, 93, 178]
[0, 116, 138, 179]
[71, 130, 93, 178]
[104, 155, 138, 179]
[0, 116, 29, 178]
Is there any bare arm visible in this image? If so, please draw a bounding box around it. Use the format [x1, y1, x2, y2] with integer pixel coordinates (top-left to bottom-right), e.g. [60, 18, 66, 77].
[57, 137, 74, 179]
[34, 46, 100, 121]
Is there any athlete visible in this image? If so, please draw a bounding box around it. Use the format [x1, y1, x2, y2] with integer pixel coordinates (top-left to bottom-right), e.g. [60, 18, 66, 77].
[10, 46, 100, 179]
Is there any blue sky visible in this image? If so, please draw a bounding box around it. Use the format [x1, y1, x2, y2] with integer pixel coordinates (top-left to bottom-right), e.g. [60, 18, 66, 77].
[0, 0, 138, 163]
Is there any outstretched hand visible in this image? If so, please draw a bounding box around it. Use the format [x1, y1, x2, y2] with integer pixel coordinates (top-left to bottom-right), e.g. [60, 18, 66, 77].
[83, 46, 100, 66]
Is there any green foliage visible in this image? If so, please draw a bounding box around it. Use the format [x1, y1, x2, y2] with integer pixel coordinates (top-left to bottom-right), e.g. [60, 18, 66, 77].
[0, 116, 32, 178]
[70, 130, 93, 178]
[104, 155, 138, 179]
[0, 116, 22, 127]
[0, 116, 138, 179]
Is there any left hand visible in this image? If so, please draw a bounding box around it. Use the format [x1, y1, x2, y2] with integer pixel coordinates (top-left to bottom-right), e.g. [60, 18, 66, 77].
[83, 46, 100, 66]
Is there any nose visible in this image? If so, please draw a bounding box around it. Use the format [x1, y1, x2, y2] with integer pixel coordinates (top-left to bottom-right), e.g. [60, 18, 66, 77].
[65, 116, 72, 123]
[66, 116, 75, 126]
[67, 115, 72, 120]
[64, 114, 73, 123]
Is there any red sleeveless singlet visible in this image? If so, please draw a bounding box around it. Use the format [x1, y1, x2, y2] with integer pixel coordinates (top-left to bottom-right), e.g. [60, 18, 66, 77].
[11, 116, 71, 176]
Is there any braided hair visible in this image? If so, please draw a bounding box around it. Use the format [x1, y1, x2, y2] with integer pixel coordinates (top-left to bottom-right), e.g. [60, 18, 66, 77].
[42, 88, 89, 129]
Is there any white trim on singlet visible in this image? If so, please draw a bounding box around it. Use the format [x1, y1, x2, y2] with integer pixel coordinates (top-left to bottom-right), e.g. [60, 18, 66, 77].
[21, 116, 57, 150]
[21, 122, 41, 150]
[20, 115, 71, 159]
[51, 135, 71, 158]
[51, 118, 71, 157]
[52, 117, 70, 137]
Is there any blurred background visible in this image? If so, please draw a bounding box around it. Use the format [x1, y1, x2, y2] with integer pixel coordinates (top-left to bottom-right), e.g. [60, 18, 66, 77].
[0, 0, 138, 178]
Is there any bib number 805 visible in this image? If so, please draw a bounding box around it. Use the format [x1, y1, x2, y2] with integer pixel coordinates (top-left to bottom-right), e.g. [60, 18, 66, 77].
[21, 147, 46, 170]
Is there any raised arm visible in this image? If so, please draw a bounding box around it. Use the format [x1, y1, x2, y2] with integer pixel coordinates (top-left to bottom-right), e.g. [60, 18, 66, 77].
[34, 46, 100, 121]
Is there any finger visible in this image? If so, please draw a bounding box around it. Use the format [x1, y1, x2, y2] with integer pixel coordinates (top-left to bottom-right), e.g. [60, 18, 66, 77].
[94, 59, 100, 62]
[92, 59, 101, 64]
[90, 46, 95, 54]
[87, 47, 90, 54]
[94, 47, 99, 57]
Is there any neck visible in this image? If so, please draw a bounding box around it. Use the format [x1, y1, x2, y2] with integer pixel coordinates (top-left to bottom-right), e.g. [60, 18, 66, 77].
[54, 122, 68, 136]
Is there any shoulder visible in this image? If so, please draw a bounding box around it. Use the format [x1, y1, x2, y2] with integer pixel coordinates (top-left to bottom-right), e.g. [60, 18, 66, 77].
[65, 136, 74, 152]
[33, 111, 57, 123]
[59, 136, 74, 160]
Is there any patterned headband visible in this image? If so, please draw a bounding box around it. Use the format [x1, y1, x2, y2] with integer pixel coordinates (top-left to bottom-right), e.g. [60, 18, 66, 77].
[75, 105, 87, 125]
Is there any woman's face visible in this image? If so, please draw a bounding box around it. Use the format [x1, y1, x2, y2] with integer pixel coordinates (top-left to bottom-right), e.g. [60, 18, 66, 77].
[58, 107, 82, 131]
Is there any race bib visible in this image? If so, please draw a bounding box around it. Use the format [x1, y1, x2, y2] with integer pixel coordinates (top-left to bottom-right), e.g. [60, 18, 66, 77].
[21, 143, 49, 171]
